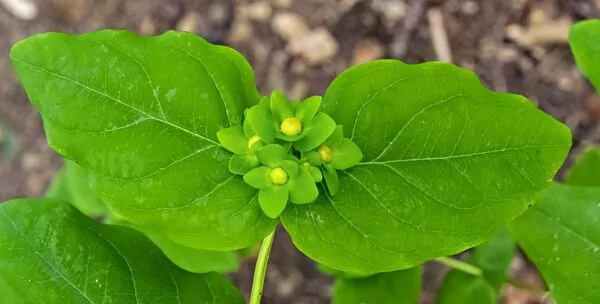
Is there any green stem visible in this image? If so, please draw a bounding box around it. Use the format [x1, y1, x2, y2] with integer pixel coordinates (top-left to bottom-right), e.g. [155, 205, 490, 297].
[249, 229, 276, 304]
[434, 256, 482, 276]
[434, 257, 549, 298]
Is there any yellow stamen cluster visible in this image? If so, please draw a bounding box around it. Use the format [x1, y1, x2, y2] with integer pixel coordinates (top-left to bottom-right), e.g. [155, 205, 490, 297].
[247, 135, 261, 150]
[318, 145, 333, 163]
[270, 167, 288, 185]
[280, 117, 302, 136]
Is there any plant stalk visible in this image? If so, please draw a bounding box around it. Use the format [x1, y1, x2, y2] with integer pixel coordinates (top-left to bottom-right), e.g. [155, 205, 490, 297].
[249, 229, 276, 304]
[434, 256, 549, 298]
[434, 256, 482, 276]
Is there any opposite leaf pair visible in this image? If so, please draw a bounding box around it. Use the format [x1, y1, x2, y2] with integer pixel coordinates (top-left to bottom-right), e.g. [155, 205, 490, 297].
[217, 91, 363, 218]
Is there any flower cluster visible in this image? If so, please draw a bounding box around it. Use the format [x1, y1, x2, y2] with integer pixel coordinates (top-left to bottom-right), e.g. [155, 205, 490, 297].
[217, 91, 363, 218]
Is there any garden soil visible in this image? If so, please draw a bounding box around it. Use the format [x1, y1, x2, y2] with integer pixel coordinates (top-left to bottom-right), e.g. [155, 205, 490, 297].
[1, 0, 599, 303]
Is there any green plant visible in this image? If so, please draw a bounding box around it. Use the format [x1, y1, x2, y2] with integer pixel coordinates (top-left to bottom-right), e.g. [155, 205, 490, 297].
[7, 24, 600, 303]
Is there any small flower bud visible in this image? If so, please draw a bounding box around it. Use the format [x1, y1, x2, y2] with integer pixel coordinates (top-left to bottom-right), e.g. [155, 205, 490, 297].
[318, 145, 333, 163]
[247, 135, 262, 150]
[301, 161, 312, 170]
[270, 167, 288, 185]
[280, 117, 302, 136]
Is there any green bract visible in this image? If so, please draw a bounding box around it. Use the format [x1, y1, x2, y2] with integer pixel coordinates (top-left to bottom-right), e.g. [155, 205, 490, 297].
[304, 125, 363, 195]
[246, 91, 337, 151]
[216, 90, 364, 218]
[217, 114, 264, 175]
[243, 144, 319, 218]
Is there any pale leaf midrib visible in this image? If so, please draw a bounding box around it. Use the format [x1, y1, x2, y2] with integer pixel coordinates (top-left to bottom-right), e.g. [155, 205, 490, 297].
[12, 58, 219, 146]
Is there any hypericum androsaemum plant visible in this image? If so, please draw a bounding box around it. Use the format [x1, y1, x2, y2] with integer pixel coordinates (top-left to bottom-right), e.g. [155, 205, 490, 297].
[2, 24, 585, 303]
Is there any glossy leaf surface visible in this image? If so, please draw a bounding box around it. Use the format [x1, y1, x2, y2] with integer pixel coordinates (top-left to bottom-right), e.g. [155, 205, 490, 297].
[47, 159, 241, 274]
[282, 60, 571, 273]
[0, 199, 244, 303]
[332, 266, 422, 304]
[511, 184, 600, 304]
[10, 30, 277, 250]
[435, 230, 515, 304]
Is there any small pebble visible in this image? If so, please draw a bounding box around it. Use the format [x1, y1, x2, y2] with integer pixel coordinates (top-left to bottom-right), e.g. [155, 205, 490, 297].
[372, 0, 406, 27]
[352, 39, 385, 65]
[287, 27, 339, 65]
[51, 0, 90, 23]
[21, 152, 41, 170]
[272, 12, 310, 41]
[243, 1, 272, 22]
[177, 12, 204, 33]
[1, 0, 38, 20]
[228, 20, 253, 43]
[139, 16, 156, 35]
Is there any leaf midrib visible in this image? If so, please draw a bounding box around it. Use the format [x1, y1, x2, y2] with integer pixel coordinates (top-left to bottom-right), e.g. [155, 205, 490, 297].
[531, 205, 600, 251]
[11, 58, 219, 146]
[359, 144, 568, 165]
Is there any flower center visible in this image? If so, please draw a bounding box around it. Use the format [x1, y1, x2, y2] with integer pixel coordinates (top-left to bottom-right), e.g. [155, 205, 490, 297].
[318, 145, 333, 163]
[301, 161, 312, 170]
[270, 167, 288, 185]
[247, 135, 262, 150]
[280, 117, 302, 136]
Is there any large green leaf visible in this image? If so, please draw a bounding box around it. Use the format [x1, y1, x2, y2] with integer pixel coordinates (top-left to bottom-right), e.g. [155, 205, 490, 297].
[570, 20, 600, 91]
[436, 276, 495, 304]
[0, 199, 244, 303]
[332, 266, 422, 304]
[435, 230, 515, 304]
[565, 145, 600, 187]
[511, 184, 600, 304]
[10, 30, 277, 250]
[47, 160, 108, 217]
[281, 60, 571, 273]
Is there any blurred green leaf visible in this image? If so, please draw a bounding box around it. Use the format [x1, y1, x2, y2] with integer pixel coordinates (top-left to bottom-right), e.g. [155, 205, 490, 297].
[332, 266, 422, 304]
[511, 184, 600, 304]
[570, 20, 600, 91]
[565, 145, 600, 187]
[435, 230, 515, 304]
[47, 160, 108, 217]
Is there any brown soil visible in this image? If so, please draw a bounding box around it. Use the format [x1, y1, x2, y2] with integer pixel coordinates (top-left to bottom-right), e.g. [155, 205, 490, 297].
[1, 0, 599, 303]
